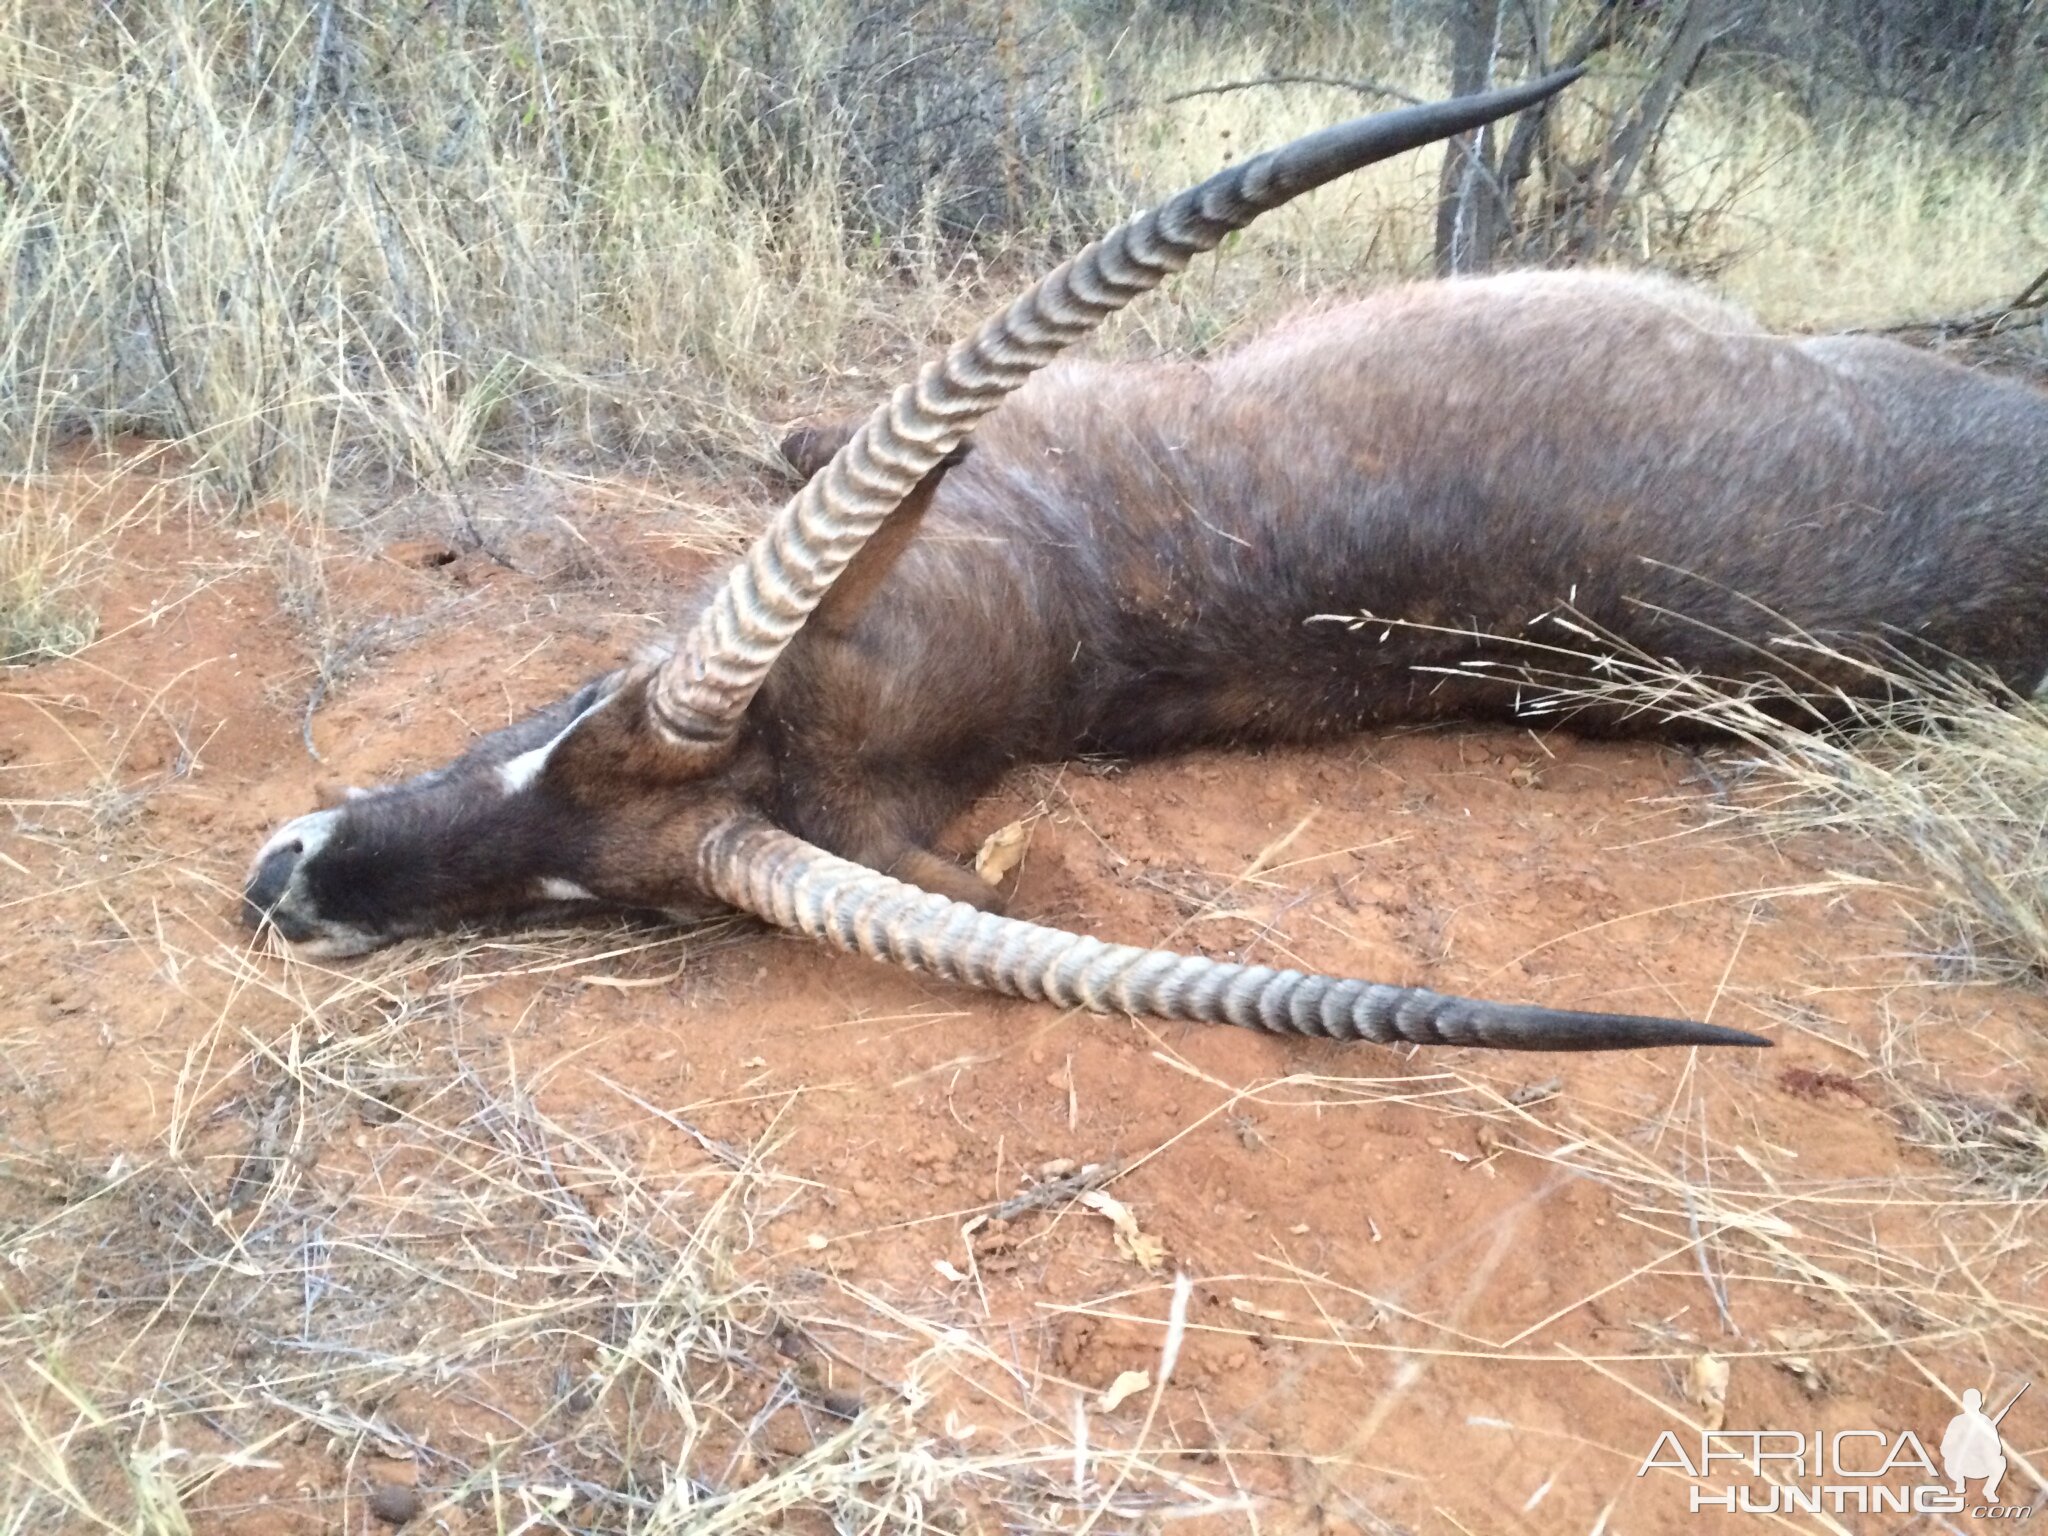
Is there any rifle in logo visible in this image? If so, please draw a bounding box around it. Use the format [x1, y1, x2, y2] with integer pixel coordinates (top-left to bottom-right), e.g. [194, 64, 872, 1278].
[1942, 1383, 2028, 1501]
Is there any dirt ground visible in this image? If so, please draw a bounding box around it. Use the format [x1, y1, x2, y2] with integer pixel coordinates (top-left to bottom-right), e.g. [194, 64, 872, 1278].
[3, 450, 2045, 1533]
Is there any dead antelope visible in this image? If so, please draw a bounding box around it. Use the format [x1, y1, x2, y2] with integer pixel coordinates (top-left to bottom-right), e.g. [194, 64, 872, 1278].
[245, 70, 2048, 1053]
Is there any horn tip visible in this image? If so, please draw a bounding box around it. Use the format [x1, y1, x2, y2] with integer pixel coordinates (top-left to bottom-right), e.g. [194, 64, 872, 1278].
[1611, 1016, 1774, 1050]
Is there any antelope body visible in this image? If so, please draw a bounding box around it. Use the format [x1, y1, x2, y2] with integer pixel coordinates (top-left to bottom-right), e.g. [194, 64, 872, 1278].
[772, 271, 2048, 788]
[244, 74, 2048, 1053]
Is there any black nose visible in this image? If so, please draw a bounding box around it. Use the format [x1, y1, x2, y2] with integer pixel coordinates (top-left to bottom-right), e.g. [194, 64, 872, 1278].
[242, 840, 308, 935]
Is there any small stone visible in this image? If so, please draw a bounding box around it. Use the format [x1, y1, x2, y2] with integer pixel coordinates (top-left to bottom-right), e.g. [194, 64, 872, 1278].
[41, 984, 85, 1020]
[366, 1481, 421, 1526]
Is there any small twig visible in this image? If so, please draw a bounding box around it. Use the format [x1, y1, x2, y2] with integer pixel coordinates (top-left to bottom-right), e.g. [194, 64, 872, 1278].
[223, 1083, 298, 1212]
[300, 609, 445, 760]
[2008, 260, 2048, 313]
[301, 618, 394, 760]
[264, 0, 339, 221]
[1686, 1111, 1737, 1337]
[986, 1161, 1118, 1223]
[1154, 72, 1423, 111]
[1863, 262, 2048, 341]
[514, 0, 574, 191]
[138, 84, 198, 443]
[443, 483, 510, 567]
[0, 111, 27, 199]
[1080, 74, 1422, 135]
[596, 1075, 751, 1170]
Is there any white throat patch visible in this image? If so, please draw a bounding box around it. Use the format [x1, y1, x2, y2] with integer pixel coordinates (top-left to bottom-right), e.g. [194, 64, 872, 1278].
[496, 694, 610, 796]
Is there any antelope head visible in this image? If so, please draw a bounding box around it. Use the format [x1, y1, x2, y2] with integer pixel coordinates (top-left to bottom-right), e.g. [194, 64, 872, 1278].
[244, 71, 1769, 1053]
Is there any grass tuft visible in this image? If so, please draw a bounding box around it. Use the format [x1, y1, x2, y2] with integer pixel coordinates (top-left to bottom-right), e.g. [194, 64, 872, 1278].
[0, 479, 107, 664]
[1390, 607, 2048, 1009]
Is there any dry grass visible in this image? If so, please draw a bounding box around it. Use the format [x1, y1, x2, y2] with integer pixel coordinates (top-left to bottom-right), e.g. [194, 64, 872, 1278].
[0, 478, 109, 663]
[5, 2, 2041, 511]
[1656, 85, 2048, 329]
[0, 0, 986, 506]
[1516, 636, 2048, 994]
[1374, 598, 2048, 1000]
[0, 937, 1256, 1533]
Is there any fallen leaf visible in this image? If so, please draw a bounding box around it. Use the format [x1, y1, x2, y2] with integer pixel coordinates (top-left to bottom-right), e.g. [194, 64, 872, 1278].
[974, 820, 1029, 885]
[1079, 1190, 1168, 1273]
[580, 962, 689, 990]
[1777, 1356, 1826, 1397]
[1688, 1353, 1730, 1431]
[1228, 1296, 1292, 1323]
[1096, 1370, 1150, 1412]
[1767, 1327, 1831, 1397]
[932, 1258, 968, 1282]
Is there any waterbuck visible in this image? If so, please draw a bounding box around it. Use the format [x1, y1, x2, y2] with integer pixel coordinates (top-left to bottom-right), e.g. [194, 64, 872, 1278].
[244, 71, 2048, 1054]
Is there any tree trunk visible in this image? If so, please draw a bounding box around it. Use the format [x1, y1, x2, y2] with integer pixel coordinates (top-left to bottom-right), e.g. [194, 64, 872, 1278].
[1434, 0, 1505, 276]
[1577, 0, 1723, 259]
[1493, 0, 1628, 259]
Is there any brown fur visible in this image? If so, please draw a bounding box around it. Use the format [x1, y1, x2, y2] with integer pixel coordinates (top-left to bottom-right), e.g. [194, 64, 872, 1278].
[246, 271, 2048, 950]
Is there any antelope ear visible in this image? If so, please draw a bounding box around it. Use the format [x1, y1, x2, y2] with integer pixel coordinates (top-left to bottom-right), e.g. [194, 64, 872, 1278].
[778, 419, 860, 481]
[780, 419, 971, 482]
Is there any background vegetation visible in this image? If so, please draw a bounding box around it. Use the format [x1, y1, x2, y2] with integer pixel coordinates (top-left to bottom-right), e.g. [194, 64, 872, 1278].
[3, 0, 2042, 513]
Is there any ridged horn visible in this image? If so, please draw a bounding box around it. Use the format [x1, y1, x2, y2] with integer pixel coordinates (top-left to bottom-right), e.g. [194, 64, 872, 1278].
[695, 815, 1771, 1052]
[648, 66, 1589, 751]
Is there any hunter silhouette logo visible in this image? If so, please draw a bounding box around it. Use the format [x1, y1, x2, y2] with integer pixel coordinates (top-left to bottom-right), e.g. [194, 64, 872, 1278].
[1943, 1385, 2027, 1502]
[1639, 1378, 2035, 1518]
